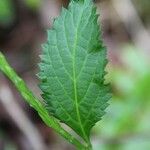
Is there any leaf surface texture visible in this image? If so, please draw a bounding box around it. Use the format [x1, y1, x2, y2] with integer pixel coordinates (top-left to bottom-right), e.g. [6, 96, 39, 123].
[39, 0, 111, 140]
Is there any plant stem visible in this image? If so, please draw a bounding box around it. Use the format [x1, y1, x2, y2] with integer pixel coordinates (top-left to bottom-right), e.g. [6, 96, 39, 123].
[86, 139, 93, 150]
[0, 51, 86, 150]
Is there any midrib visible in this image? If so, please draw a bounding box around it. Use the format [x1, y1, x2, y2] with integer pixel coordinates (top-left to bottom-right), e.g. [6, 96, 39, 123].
[72, 8, 88, 141]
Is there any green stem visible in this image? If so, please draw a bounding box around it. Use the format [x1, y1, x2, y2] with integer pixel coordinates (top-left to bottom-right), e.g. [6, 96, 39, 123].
[0, 51, 86, 150]
[87, 140, 93, 150]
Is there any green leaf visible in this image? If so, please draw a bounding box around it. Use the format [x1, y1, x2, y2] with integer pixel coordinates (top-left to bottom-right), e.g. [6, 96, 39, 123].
[0, 51, 85, 149]
[39, 0, 111, 141]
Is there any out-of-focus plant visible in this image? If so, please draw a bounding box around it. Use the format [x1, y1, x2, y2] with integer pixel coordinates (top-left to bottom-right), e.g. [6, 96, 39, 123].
[93, 45, 150, 150]
[0, 0, 15, 26]
[133, 0, 150, 24]
[24, 0, 42, 10]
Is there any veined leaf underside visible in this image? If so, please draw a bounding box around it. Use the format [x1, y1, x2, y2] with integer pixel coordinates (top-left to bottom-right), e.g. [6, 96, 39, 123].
[38, 0, 111, 141]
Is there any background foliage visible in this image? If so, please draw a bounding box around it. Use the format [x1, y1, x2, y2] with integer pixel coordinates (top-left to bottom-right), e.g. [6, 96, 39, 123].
[0, 0, 150, 150]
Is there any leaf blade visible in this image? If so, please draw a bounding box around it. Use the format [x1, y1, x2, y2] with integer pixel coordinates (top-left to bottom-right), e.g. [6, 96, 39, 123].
[39, 0, 111, 140]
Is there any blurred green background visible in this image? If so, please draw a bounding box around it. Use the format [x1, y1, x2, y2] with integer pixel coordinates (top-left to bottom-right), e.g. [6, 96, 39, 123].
[0, 0, 150, 150]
